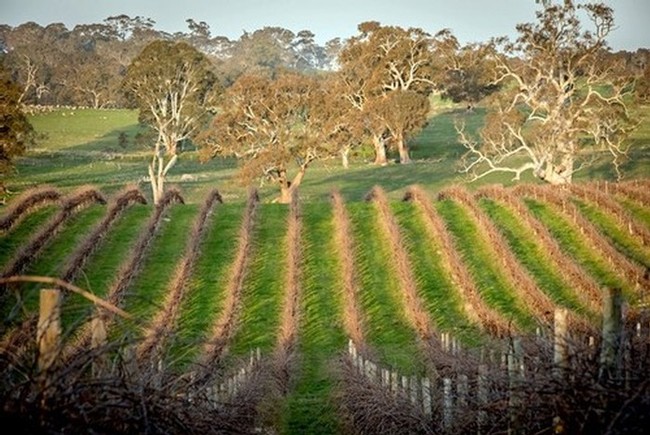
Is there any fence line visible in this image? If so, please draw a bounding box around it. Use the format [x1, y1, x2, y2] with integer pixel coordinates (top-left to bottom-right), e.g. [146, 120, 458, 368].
[346, 292, 649, 432]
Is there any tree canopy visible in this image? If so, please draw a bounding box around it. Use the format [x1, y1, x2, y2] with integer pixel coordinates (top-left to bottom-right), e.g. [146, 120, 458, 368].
[198, 71, 334, 203]
[123, 40, 220, 204]
[0, 63, 34, 179]
[337, 22, 438, 164]
[457, 0, 637, 184]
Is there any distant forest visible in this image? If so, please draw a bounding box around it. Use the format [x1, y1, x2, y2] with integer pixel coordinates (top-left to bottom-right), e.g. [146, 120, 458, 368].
[1, 14, 647, 109]
[0, 15, 343, 108]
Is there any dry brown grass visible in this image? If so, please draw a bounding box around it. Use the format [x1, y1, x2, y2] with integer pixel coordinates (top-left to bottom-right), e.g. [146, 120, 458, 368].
[273, 188, 303, 394]
[602, 180, 650, 206]
[331, 189, 366, 348]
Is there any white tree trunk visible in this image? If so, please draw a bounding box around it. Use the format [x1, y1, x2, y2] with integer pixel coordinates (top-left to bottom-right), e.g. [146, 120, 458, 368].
[396, 134, 411, 164]
[541, 163, 573, 185]
[373, 135, 388, 166]
[341, 147, 350, 169]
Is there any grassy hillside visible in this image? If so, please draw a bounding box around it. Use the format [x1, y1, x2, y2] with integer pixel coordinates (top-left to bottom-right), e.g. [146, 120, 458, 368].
[1, 105, 649, 433]
[4, 101, 649, 205]
[1, 179, 649, 433]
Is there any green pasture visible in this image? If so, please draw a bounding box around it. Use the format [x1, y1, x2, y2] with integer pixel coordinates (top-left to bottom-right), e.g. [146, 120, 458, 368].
[436, 198, 538, 331]
[3, 102, 649, 205]
[1, 102, 650, 434]
[523, 199, 633, 295]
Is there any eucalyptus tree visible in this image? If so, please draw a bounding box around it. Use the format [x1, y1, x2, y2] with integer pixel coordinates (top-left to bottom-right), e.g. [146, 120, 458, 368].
[123, 40, 220, 204]
[434, 29, 500, 109]
[0, 64, 34, 182]
[457, 0, 637, 184]
[198, 71, 335, 203]
[338, 22, 437, 164]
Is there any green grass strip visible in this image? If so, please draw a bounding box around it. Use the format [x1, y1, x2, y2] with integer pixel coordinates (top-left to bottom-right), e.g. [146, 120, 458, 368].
[618, 198, 650, 231]
[0, 206, 57, 269]
[347, 202, 424, 375]
[524, 198, 629, 293]
[575, 199, 650, 269]
[168, 203, 245, 369]
[63, 204, 150, 330]
[391, 201, 482, 344]
[229, 204, 289, 356]
[15, 205, 106, 317]
[435, 199, 536, 331]
[280, 203, 347, 435]
[479, 198, 591, 316]
[118, 205, 198, 337]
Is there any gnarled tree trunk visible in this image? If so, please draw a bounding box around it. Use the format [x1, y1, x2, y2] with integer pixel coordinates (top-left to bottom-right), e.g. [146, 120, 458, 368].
[536, 154, 574, 185]
[396, 134, 411, 164]
[373, 135, 388, 166]
[148, 139, 178, 205]
[278, 167, 307, 204]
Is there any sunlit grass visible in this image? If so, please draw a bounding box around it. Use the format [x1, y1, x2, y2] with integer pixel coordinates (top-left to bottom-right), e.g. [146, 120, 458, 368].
[281, 202, 346, 435]
[391, 201, 482, 344]
[347, 202, 425, 375]
[479, 198, 592, 317]
[117, 205, 198, 337]
[229, 205, 289, 356]
[435, 198, 536, 331]
[65, 204, 151, 330]
[523, 199, 630, 294]
[574, 199, 650, 269]
[618, 198, 650, 229]
[0, 205, 57, 269]
[12, 205, 106, 318]
[168, 203, 245, 369]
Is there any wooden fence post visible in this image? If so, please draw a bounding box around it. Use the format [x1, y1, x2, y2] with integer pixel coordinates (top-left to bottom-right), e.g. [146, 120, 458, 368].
[91, 315, 108, 377]
[599, 287, 624, 383]
[508, 338, 524, 435]
[443, 377, 453, 430]
[553, 308, 568, 378]
[391, 369, 399, 394]
[409, 376, 418, 406]
[37, 288, 62, 375]
[477, 364, 488, 433]
[422, 377, 432, 416]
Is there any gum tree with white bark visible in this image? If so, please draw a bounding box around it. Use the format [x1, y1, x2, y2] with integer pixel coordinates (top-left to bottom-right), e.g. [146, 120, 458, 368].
[123, 40, 219, 204]
[458, 0, 636, 185]
[198, 71, 334, 204]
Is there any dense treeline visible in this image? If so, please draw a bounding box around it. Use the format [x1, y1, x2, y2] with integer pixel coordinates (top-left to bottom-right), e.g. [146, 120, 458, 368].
[0, 15, 340, 108]
[2, 1, 649, 202]
[1, 13, 647, 110]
